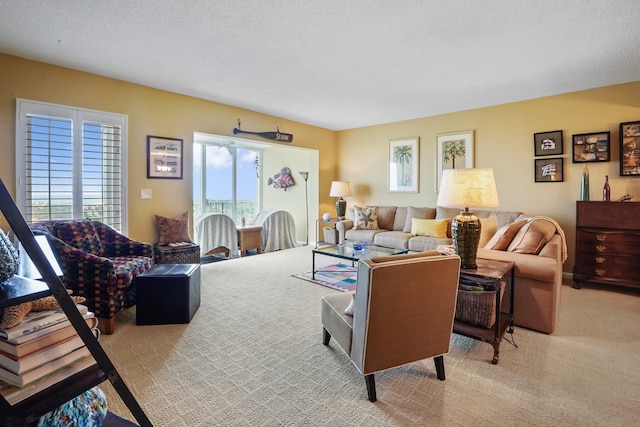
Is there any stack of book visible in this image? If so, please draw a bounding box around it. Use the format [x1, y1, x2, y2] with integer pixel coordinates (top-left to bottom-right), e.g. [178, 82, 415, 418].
[0, 304, 99, 405]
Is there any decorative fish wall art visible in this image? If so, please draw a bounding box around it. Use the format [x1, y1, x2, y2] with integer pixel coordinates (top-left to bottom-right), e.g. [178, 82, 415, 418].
[268, 167, 295, 191]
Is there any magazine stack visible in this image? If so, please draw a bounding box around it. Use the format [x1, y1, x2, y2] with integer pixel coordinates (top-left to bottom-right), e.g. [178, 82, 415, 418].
[0, 304, 99, 404]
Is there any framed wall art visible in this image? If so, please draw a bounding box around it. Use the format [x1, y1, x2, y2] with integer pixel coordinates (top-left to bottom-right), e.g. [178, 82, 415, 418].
[572, 131, 610, 163]
[533, 130, 563, 156]
[389, 137, 419, 193]
[147, 135, 183, 179]
[620, 121, 640, 176]
[436, 130, 474, 191]
[534, 157, 563, 182]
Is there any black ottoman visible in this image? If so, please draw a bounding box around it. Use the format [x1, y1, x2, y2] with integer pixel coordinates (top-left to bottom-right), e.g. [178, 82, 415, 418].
[136, 263, 201, 325]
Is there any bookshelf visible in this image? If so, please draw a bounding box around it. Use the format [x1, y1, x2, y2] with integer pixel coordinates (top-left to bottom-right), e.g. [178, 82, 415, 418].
[0, 179, 152, 427]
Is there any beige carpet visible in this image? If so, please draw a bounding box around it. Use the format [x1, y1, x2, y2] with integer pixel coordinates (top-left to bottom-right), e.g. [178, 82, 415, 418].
[99, 246, 640, 426]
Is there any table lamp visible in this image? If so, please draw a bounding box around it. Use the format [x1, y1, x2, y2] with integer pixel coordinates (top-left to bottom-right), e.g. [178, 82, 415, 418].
[436, 168, 499, 268]
[329, 181, 351, 220]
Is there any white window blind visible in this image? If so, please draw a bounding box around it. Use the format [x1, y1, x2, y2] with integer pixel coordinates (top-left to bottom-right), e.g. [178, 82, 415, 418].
[16, 99, 128, 233]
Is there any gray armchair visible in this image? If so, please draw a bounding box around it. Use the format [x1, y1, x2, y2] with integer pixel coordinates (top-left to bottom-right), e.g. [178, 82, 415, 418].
[321, 251, 461, 402]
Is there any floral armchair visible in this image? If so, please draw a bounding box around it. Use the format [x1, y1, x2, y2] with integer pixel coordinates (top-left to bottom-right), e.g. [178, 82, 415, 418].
[30, 219, 154, 334]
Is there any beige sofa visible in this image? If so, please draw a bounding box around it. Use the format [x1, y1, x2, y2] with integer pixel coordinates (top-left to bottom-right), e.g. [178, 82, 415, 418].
[335, 206, 566, 334]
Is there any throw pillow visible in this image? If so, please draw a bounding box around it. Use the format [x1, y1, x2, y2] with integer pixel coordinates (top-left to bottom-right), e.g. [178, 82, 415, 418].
[479, 216, 499, 247]
[403, 206, 437, 233]
[0, 228, 19, 284]
[483, 219, 528, 251]
[54, 219, 104, 256]
[410, 218, 449, 238]
[344, 294, 355, 316]
[507, 218, 557, 254]
[352, 206, 379, 230]
[155, 212, 192, 246]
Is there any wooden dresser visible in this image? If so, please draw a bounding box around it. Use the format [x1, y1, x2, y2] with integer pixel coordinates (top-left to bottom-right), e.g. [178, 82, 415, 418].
[574, 201, 640, 290]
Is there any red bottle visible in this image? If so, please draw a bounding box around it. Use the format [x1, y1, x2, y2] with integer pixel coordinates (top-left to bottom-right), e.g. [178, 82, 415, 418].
[603, 175, 611, 201]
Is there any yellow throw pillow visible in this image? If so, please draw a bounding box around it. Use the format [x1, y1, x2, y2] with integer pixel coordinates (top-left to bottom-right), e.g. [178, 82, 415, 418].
[479, 216, 499, 247]
[410, 218, 449, 238]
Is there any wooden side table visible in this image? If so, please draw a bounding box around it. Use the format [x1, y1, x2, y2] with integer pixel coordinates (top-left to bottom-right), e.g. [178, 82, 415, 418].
[453, 258, 515, 364]
[237, 226, 262, 257]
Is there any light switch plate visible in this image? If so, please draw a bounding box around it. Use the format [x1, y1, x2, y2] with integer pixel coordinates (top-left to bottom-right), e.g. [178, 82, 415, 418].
[140, 189, 152, 199]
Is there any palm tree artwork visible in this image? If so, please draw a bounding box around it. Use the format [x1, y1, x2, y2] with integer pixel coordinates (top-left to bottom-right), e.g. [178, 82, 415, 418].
[393, 145, 413, 186]
[442, 139, 466, 169]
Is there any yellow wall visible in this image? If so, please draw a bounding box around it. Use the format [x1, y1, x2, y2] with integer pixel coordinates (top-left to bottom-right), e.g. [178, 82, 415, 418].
[0, 54, 337, 242]
[337, 82, 640, 272]
[3, 53, 640, 273]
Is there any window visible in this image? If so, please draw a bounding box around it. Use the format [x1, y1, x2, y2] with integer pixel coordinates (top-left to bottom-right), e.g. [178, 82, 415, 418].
[15, 99, 128, 232]
[193, 134, 261, 223]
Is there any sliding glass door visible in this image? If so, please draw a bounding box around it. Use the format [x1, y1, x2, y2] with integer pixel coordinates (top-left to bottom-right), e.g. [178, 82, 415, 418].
[193, 138, 261, 223]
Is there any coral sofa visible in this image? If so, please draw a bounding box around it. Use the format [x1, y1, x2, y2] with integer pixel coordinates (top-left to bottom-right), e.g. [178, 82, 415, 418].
[336, 206, 567, 334]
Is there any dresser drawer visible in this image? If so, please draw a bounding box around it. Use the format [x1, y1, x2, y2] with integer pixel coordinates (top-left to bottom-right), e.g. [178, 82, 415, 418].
[574, 261, 640, 284]
[577, 201, 640, 230]
[576, 229, 640, 256]
[575, 252, 640, 271]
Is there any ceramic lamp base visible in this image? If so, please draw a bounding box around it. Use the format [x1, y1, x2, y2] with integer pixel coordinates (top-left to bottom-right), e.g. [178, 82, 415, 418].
[452, 208, 481, 269]
[336, 198, 347, 220]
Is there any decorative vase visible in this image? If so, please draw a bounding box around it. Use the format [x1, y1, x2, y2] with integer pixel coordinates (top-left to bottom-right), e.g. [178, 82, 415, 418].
[0, 228, 19, 284]
[580, 165, 590, 201]
[603, 175, 611, 201]
[322, 212, 331, 221]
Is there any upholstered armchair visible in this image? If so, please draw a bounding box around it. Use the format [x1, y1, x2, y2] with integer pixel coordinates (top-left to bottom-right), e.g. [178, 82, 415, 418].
[193, 213, 239, 258]
[250, 209, 297, 252]
[321, 251, 461, 402]
[30, 219, 154, 334]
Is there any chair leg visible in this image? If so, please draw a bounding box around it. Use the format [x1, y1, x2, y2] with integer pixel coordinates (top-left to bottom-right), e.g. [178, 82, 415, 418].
[434, 355, 445, 380]
[322, 327, 331, 345]
[99, 316, 115, 335]
[365, 374, 377, 402]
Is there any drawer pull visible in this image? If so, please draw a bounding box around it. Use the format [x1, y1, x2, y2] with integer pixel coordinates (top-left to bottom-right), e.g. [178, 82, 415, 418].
[595, 256, 606, 264]
[596, 244, 606, 252]
[596, 234, 607, 241]
[595, 268, 606, 276]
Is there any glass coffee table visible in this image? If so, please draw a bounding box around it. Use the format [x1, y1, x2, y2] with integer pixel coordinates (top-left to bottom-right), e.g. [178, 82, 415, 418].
[312, 243, 408, 280]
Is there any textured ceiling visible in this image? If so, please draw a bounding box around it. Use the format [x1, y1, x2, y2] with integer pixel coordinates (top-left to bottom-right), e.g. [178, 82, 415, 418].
[1, 0, 640, 131]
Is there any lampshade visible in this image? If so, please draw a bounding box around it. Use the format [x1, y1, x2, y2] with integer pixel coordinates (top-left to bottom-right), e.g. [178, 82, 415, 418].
[436, 168, 499, 269]
[436, 168, 499, 208]
[329, 181, 352, 198]
[329, 181, 351, 220]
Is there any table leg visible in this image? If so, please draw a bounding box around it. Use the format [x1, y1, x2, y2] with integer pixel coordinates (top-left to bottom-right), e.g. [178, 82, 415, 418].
[312, 251, 317, 280]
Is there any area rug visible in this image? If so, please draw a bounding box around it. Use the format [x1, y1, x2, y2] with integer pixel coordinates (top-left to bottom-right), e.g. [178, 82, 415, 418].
[292, 262, 357, 292]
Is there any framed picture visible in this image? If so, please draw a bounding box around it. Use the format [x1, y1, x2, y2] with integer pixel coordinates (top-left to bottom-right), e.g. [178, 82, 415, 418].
[534, 157, 563, 182]
[572, 131, 610, 163]
[620, 121, 640, 176]
[389, 137, 419, 193]
[533, 130, 563, 156]
[436, 130, 474, 191]
[147, 135, 183, 179]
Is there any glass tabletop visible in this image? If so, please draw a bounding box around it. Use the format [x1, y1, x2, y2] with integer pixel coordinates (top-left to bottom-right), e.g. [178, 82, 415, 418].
[313, 243, 408, 261]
